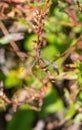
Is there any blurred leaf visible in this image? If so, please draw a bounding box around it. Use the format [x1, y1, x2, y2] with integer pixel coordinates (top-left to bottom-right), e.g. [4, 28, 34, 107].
[5, 77, 21, 88]
[74, 113, 82, 122]
[55, 71, 77, 80]
[0, 33, 24, 45]
[65, 109, 76, 120]
[64, 88, 70, 101]
[6, 110, 34, 130]
[24, 34, 37, 51]
[54, 8, 70, 22]
[77, 91, 82, 101]
[5, 70, 22, 88]
[42, 46, 57, 60]
[65, 104, 76, 119]
[39, 84, 64, 119]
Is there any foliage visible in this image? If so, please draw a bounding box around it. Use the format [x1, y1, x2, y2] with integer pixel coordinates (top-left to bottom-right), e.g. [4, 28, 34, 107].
[0, 0, 82, 130]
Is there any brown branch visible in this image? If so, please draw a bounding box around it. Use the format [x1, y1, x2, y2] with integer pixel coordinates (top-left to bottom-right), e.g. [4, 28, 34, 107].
[76, 0, 82, 13]
[0, 20, 27, 59]
[50, 20, 82, 27]
[0, 95, 11, 104]
[59, 34, 82, 66]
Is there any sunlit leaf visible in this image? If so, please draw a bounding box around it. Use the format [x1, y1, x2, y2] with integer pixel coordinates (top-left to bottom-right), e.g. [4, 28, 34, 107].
[74, 113, 82, 122]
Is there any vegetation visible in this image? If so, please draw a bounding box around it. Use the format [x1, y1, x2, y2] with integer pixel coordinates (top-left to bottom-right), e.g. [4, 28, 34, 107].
[0, 0, 82, 130]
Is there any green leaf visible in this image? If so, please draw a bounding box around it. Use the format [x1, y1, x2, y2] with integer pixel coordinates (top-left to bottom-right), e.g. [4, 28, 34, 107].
[24, 34, 37, 51]
[77, 92, 82, 101]
[65, 109, 76, 119]
[74, 114, 82, 122]
[5, 76, 21, 88]
[42, 45, 58, 60]
[39, 85, 64, 119]
[5, 71, 22, 88]
[65, 105, 76, 120]
[6, 110, 34, 130]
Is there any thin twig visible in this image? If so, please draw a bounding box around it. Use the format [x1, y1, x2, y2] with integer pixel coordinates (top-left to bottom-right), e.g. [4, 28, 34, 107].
[50, 20, 82, 27]
[0, 20, 27, 59]
[58, 34, 82, 66]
